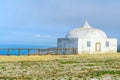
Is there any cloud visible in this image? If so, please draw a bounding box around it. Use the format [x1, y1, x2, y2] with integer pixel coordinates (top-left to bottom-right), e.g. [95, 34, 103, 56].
[0, 30, 57, 45]
[0, 0, 120, 45]
[35, 34, 54, 38]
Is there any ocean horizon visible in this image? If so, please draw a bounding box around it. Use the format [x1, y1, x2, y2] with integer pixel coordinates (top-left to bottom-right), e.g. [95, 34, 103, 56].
[0, 44, 56, 48]
[0, 44, 56, 55]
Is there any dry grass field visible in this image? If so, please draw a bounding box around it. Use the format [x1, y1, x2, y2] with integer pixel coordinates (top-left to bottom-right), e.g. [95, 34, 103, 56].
[0, 53, 120, 80]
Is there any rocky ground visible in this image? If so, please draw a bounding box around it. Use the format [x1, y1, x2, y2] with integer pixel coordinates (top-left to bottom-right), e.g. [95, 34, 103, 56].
[0, 53, 120, 80]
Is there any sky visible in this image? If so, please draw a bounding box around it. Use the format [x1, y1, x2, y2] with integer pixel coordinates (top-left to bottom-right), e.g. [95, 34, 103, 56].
[0, 0, 120, 46]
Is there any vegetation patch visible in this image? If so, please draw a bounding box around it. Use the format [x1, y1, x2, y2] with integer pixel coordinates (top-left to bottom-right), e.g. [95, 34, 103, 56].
[58, 59, 80, 64]
[0, 53, 120, 79]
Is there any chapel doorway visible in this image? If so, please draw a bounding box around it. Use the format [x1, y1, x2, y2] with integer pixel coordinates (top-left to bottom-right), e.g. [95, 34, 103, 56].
[95, 42, 101, 51]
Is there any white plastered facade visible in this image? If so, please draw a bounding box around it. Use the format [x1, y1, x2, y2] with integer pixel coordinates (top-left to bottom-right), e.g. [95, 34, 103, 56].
[57, 20, 117, 54]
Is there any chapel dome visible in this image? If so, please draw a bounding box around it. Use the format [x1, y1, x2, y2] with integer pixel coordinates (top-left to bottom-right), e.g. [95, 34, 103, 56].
[66, 20, 107, 39]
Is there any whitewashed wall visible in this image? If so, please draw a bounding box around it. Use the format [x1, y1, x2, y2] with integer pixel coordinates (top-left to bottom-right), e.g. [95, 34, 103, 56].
[106, 38, 117, 52]
[57, 38, 117, 54]
[78, 38, 117, 54]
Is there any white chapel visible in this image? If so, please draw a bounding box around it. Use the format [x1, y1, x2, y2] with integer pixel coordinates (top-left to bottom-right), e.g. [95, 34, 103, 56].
[57, 20, 117, 54]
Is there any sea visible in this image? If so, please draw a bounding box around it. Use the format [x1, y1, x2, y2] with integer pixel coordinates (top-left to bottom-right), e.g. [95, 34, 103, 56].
[0, 44, 56, 55]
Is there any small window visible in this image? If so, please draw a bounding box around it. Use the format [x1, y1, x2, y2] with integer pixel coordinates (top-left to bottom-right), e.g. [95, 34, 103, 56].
[105, 41, 109, 47]
[87, 41, 91, 47]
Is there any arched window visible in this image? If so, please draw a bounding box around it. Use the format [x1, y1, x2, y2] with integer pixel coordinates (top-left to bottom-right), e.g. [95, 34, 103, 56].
[87, 41, 91, 47]
[105, 41, 109, 47]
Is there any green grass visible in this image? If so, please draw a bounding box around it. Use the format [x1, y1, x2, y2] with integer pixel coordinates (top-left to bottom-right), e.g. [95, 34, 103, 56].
[0, 53, 120, 79]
